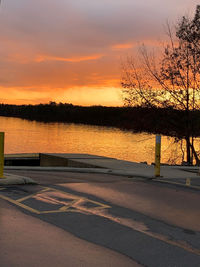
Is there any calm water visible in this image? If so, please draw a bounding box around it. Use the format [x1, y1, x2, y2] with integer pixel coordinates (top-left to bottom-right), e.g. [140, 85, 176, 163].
[0, 116, 190, 164]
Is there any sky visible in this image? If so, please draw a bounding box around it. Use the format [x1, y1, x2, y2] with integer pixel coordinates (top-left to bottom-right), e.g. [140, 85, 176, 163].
[0, 0, 199, 106]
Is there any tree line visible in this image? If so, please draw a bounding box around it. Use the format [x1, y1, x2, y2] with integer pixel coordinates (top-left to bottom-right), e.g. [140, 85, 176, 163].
[1, 102, 200, 138]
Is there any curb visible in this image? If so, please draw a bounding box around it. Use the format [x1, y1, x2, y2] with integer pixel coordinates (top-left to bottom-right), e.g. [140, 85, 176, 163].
[3, 167, 200, 188]
[152, 177, 200, 191]
[0, 172, 37, 186]
[4, 166, 153, 180]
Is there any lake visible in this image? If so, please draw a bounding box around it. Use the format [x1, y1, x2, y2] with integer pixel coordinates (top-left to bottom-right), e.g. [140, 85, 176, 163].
[0, 116, 189, 165]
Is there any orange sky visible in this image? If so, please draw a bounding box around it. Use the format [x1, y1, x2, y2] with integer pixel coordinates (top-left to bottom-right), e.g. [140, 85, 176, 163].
[0, 0, 199, 106]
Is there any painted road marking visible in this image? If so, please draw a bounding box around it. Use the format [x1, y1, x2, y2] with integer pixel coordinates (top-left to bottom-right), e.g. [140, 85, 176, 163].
[0, 186, 110, 215]
[0, 185, 200, 256]
[0, 194, 40, 214]
[17, 188, 50, 202]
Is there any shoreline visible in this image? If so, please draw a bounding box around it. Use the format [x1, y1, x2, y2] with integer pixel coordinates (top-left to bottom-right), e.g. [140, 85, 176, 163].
[0, 103, 200, 138]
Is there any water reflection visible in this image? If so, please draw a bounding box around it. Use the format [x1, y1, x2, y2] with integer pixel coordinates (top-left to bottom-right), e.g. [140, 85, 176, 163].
[0, 116, 196, 164]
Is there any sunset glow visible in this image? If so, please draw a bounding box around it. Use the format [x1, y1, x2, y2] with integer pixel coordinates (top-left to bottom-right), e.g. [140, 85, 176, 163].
[0, 0, 199, 106]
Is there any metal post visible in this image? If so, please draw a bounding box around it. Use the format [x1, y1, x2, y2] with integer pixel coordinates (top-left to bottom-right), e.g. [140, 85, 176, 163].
[186, 178, 191, 186]
[155, 135, 161, 177]
[0, 132, 4, 178]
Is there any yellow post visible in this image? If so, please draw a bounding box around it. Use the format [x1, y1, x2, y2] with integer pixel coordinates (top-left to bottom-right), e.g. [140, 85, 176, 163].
[155, 135, 161, 177]
[186, 178, 191, 186]
[0, 132, 4, 178]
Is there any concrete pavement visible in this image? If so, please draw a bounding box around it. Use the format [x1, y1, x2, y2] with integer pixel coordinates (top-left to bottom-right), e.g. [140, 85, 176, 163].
[3, 152, 200, 189]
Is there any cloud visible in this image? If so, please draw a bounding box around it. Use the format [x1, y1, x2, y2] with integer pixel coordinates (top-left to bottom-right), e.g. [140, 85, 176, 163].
[111, 43, 134, 50]
[35, 54, 104, 63]
[0, 0, 199, 105]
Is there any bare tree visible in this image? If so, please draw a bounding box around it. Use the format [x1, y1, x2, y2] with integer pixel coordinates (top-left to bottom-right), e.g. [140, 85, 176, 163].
[121, 5, 200, 165]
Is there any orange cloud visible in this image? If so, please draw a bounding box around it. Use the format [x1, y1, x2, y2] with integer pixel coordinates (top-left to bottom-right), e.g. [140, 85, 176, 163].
[35, 54, 104, 63]
[111, 43, 133, 50]
[111, 40, 165, 54]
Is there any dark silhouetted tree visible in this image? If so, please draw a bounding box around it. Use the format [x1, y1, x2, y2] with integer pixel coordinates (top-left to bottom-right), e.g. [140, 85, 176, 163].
[122, 5, 200, 165]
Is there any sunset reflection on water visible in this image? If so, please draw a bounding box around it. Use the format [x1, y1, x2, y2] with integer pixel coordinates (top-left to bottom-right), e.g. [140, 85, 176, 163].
[0, 116, 191, 165]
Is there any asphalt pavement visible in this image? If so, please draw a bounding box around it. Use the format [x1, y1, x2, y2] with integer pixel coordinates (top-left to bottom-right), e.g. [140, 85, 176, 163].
[0, 170, 200, 267]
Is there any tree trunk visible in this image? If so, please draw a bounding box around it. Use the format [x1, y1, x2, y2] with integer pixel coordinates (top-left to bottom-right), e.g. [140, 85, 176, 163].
[190, 141, 200, 166]
[186, 136, 191, 165]
[191, 136, 194, 165]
